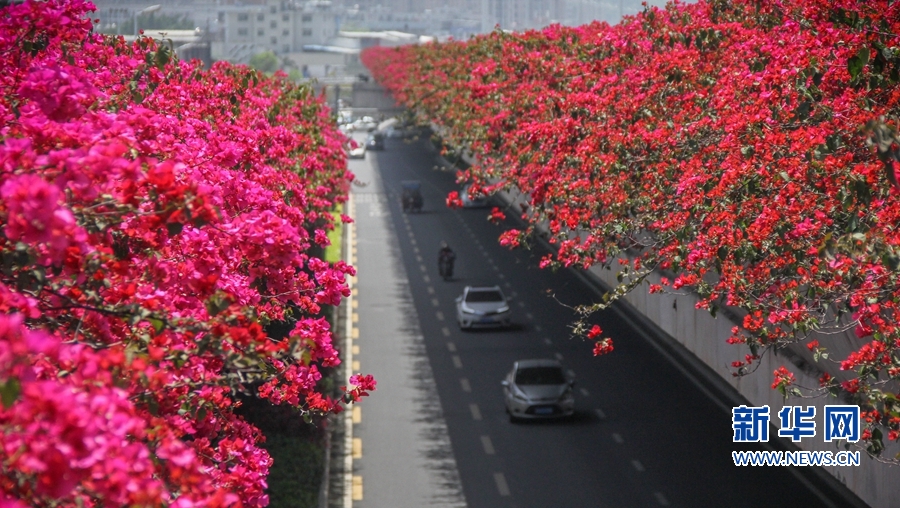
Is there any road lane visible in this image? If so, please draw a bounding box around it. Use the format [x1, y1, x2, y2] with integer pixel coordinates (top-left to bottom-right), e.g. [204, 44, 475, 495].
[356, 131, 860, 508]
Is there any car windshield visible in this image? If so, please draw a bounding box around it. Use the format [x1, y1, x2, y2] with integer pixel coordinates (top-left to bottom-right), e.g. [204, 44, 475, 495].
[515, 367, 566, 385]
[466, 290, 503, 303]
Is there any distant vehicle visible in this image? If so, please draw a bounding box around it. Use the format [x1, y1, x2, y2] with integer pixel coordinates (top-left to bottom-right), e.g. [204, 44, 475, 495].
[348, 141, 366, 159]
[351, 116, 378, 132]
[502, 359, 575, 422]
[460, 184, 489, 208]
[455, 285, 511, 330]
[366, 132, 385, 150]
[401, 180, 423, 213]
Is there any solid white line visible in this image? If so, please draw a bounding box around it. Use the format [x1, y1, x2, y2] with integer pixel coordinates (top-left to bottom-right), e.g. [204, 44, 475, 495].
[654, 492, 670, 506]
[447, 342, 456, 352]
[595, 408, 606, 419]
[580, 388, 590, 397]
[613, 433, 624, 444]
[493, 473, 510, 497]
[452, 355, 462, 368]
[632, 460, 645, 472]
[481, 435, 495, 455]
[469, 403, 482, 421]
[460, 378, 471, 392]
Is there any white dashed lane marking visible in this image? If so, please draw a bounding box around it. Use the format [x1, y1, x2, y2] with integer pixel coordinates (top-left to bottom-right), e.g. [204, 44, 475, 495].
[544, 338, 553, 346]
[447, 342, 456, 352]
[554, 352, 564, 361]
[452, 355, 463, 368]
[442, 327, 450, 337]
[481, 435, 495, 455]
[595, 408, 606, 419]
[493, 473, 510, 497]
[579, 388, 590, 397]
[613, 433, 624, 444]
[632, 460, 645, 472]
[436, 311, 444, 321]
[470, 403, 482, 421]
[655, 493, 670, 506]
[460, 378, 471, 392]
[526, 313, 534, 320]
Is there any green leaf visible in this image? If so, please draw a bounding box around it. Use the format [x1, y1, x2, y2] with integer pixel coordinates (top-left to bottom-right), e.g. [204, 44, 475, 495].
[148, 317, 165, 334]
[848, 47, 870, 81]
[0, 378, 21, 408]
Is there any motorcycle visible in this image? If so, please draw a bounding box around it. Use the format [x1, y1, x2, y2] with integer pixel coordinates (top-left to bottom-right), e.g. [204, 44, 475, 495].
[438, 252, 455, 281]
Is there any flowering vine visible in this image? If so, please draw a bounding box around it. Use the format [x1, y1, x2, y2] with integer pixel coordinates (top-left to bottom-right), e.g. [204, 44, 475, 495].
[0, 1, 372, 505]
[363, 0, 900, 457]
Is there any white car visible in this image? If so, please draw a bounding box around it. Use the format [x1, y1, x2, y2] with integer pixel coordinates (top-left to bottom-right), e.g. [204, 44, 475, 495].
[502, 359, 575, 422]
[351, 116, 378, 132]
[455, 285, 511, 330]
[348, 142, 366, 159]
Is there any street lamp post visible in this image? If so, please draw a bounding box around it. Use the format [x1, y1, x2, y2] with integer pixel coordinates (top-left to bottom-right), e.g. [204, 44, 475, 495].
[134, 4, 161, 36]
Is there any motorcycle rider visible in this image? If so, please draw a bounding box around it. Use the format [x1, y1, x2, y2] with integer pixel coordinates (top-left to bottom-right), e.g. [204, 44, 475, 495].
[438, 241, 456, 280]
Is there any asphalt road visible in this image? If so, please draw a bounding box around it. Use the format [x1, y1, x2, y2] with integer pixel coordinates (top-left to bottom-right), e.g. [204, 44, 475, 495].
[350, 130, 862, 508]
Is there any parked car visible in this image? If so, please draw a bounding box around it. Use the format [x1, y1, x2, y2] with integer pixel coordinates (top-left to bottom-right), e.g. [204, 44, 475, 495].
[502, 359, 575, 422]
[460, 184, 489, 208]
[366, 132, 385, 150]
[351, 116, 378, 132]
[348, 141, 366, 159]
[455, 285, 511, 330]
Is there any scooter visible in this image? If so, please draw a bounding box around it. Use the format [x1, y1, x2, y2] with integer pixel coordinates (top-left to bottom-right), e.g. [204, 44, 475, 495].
[438, 256, 455, 281]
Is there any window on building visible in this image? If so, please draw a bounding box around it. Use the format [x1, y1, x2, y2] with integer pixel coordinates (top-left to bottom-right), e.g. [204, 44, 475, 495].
[238, 28, 248, 36]
[282, 14, 289, 22]
[257, 29, 264, 36]
[270, 36, 277, 44]
[270, 21, 276, 28]
[257, 14, 264, 21]
[282, 45, 290, 53]
[301, 14, 312, 22]
[282, 29, 289, 36]
[237, 13, 249, 21]
[302, 28, 312, 36]
[270, 6, 276, 13]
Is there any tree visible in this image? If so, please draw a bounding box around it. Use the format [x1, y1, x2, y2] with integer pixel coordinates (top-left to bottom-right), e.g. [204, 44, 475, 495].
[249, 51, 281, 74]
[362, 0, 900, 457]
[0, 0, 371, 505]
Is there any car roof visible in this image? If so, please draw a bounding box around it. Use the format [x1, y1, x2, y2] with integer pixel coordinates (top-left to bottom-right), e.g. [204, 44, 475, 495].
[465, 285, 502, 292]
[514, 359, 563, 369]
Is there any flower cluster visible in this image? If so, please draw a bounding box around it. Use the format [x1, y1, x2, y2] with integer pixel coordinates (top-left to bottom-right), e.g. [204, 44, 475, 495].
[0, 1, 371, 505]
[363, 0, 900, 453]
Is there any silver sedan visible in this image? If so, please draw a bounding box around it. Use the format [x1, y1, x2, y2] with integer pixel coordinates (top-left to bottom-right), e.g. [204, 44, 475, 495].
[455, 285, 511, 330]
[502, 359, 575, 422]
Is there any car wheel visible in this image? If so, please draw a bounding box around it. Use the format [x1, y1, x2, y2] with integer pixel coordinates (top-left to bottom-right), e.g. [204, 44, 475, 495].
[508, 412, 519, 424]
